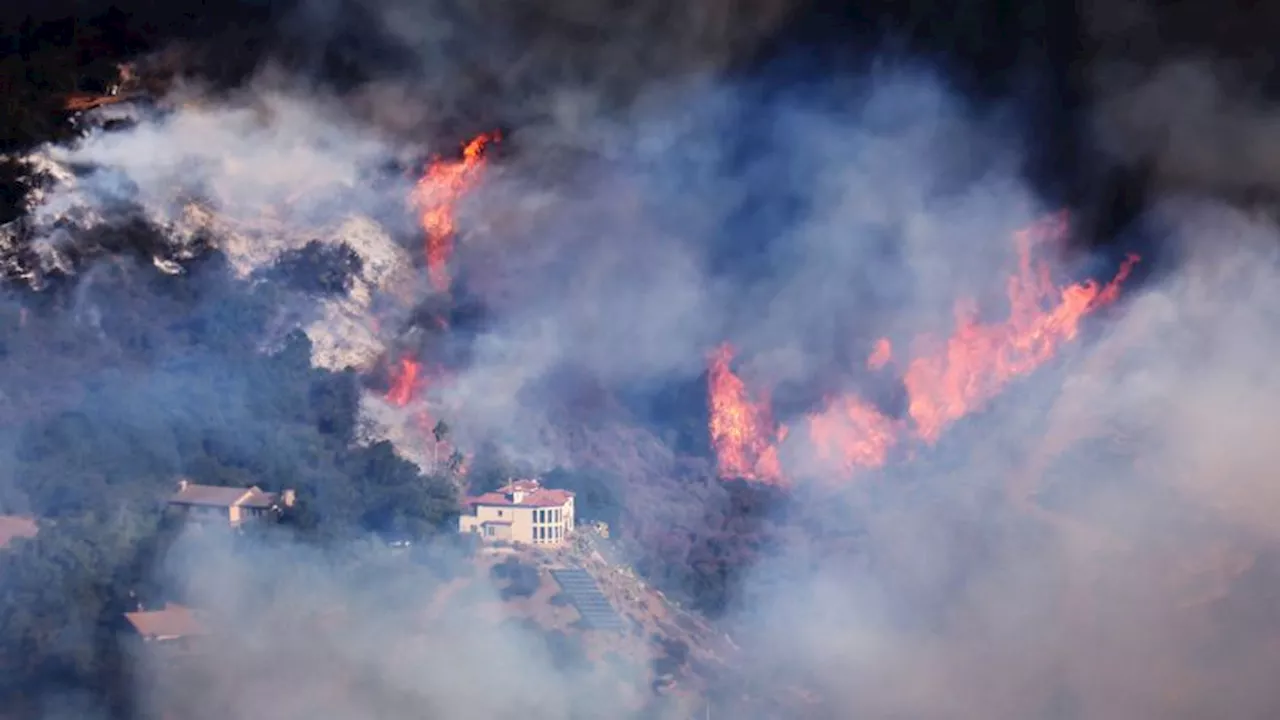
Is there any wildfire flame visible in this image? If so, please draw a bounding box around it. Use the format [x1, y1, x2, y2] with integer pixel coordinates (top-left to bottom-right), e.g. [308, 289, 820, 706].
[383, 133, 496, 479]
[384, 355, 469, 478]
[386, 356, 423, 408]
[903, 215, 1138, 442]
[707, 213, 1141, 485]
[808, 394, 900, 474]
[707, 344, 787, 484]
[410, 132, 498, 295]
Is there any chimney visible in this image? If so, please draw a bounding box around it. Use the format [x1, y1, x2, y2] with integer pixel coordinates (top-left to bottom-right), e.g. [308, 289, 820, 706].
[281, 489, 297, 508]
[177, 478, 189, 492]
[506, 478, 525, 504]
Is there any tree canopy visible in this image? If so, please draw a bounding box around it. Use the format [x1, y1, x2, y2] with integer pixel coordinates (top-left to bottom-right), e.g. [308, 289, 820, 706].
[0, 244, 460, 713]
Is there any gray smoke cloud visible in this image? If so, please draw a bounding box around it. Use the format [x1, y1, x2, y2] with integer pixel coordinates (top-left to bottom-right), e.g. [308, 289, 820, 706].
[9, 2, 1280, 717]
[1084, 0, 1280, 202]
[1092, 58, 1280, 197]
[134, 529, 659, 720]
[336, 0, 800, 135]
[728, 201, 1280, 719]
[436, 68, 1063, 470]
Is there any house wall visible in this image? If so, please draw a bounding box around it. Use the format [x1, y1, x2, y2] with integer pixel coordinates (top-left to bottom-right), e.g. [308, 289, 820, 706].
[459, 499, 575, 545]
[229, 506, 269, 525]
[460, 505, 511, 533]
[173, 504, 228, 523]
[526, 502, 572, 544]
[510, 506, 534, 542]
[170, 503, 271, 527]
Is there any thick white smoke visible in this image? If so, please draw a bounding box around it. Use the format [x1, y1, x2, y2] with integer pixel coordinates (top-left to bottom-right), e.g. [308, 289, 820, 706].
[729, 201, 1280, 719]
[7, 2, 1280, 716]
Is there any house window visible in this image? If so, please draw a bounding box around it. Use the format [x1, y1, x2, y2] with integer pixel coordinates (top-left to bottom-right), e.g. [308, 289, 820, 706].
[497, 510, 503, 517]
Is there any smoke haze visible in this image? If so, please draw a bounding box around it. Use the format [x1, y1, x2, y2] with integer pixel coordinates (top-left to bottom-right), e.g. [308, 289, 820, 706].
[5, 0, 1280, 718]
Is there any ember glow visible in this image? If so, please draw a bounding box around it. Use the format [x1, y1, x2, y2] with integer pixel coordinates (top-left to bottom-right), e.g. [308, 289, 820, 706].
[707, 213, 1141, 484]
[409, 132, 498, 294]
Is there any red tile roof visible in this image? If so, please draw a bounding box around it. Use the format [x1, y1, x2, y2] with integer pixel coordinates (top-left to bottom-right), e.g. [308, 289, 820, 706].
[467, 489, 573, 508]
[0, 516, 38, 549]
[124, 604, 208, 639]
[465, 479, 574, 508]
[169, 482, 278, 509]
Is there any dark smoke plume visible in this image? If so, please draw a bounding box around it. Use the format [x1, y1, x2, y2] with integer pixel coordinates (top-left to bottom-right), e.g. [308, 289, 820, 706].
[5, 0, 1280, 718]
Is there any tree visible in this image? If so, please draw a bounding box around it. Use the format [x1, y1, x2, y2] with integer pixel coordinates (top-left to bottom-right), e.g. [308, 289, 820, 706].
[0, 506, 161, 709]
[446, 450, 467, 475]
[0, 223, 466, 712]
[431, 419, 450, 472]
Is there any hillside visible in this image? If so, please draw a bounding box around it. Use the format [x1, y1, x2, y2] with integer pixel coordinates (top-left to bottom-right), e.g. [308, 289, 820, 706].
[424, 528, 791, 718]
[127, 525, 809, 720]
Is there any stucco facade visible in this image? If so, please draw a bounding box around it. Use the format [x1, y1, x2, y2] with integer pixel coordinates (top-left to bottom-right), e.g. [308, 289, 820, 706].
[459, 479, 575, 545]
[167, 479, 296, 528]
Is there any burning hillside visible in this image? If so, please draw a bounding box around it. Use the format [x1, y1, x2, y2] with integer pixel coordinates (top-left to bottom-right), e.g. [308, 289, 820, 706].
[707, 213, 1141, 485]
[6, 9, 1280, 718]
[0, 54, 1183, 590]
[410, 132, 499, 296]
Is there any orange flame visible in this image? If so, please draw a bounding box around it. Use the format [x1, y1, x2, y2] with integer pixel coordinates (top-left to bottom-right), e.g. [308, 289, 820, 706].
[386, 356, 423, 407]
[902, 215, 1139, 442]
[410, 133, 497, 294]
[808, 393, 899, 474]
[707, 213, 1141, 484]
[707, 344, 786, 483]
[384, 354, 467, 475]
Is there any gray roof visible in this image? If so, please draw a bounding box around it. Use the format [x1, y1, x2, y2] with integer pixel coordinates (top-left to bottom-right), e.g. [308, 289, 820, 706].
[169, 483, 278, 509]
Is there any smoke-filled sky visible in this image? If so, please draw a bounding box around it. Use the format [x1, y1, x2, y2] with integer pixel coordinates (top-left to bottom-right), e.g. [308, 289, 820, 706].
[6, 0, 1280, 718]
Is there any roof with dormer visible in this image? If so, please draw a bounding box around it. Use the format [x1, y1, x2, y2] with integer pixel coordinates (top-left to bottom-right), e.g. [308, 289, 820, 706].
[169, 481, 279, 509]
[465, 479, 574, 509]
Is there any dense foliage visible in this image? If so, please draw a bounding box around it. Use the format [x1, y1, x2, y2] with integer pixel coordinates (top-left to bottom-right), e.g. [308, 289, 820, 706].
[0, 246, 460, 715]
